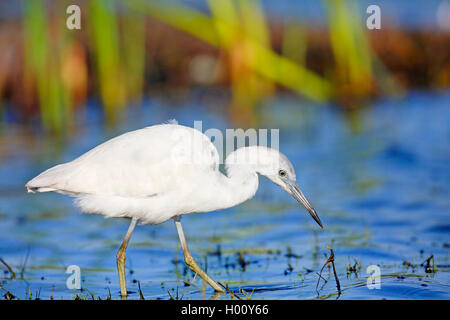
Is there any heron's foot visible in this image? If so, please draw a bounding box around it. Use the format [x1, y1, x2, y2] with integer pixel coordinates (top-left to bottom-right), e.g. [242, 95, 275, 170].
[185, 256, 225, 293]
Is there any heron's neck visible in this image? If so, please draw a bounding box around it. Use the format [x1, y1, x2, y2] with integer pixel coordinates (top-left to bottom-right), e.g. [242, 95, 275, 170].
[219, 147, 260, 209]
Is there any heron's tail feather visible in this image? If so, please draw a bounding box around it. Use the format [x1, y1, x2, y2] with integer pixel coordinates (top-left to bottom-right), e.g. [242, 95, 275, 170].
[25, 163, 72, 193]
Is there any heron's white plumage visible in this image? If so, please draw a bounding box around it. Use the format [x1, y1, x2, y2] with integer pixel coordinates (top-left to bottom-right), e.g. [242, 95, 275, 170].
[26, 122, 311, 225]
[26, 121, 324, 296]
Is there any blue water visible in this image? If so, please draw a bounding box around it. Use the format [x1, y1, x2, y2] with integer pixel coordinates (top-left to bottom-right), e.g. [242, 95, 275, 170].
[0, 90, 449, 300]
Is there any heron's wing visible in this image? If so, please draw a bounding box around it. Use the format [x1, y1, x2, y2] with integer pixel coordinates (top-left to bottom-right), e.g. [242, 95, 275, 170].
[26, 124, 220, 197]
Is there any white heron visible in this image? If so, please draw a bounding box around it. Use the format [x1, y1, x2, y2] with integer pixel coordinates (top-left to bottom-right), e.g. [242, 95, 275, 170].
[26, 122, 322, 297]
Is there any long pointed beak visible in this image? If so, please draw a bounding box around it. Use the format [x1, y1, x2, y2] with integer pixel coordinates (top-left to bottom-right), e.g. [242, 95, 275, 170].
[286, 180, 323, 228]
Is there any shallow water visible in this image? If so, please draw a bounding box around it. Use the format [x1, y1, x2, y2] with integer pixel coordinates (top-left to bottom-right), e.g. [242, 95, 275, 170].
[0, 90, 449, 300]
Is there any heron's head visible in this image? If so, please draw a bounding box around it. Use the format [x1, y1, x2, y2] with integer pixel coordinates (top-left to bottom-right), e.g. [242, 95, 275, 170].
[255, 148, 323, 228]
[226, 146, 322, 228]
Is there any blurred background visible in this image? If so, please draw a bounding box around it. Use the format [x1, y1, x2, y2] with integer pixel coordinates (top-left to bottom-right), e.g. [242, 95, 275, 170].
[0, 0, 449, 131]
[0, 0, 449, 300]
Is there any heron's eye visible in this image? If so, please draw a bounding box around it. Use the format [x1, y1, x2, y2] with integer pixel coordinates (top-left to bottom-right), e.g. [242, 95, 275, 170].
[278, 170, 287, 178]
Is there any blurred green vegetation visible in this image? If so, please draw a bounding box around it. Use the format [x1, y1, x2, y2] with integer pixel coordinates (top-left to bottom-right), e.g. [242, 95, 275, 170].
[0, 0, 448, 132]
[129, 0, 334, 123]
[23, 0, 72, 132]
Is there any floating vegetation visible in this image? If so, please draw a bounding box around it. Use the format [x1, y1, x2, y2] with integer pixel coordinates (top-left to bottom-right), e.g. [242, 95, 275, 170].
[316, 246, 341, 297]
[402, 254, 437, 275]
[1, 288, 15, 300]
[284, 263, 294, 276]
[285, 246, 302, 259]
[240, 288, 255, 300]
[403, 260, 417, 270]
[138, 281, 145, 300]
[223, 283, 243, 300]
[346, 258, 361, 277]
[0, 258, 15, 279]
[421, 255, 436, 274]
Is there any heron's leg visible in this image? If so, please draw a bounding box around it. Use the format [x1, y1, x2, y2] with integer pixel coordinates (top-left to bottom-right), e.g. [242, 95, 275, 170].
[117, 217, 138, 298]
[173, 216, 224, 293]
